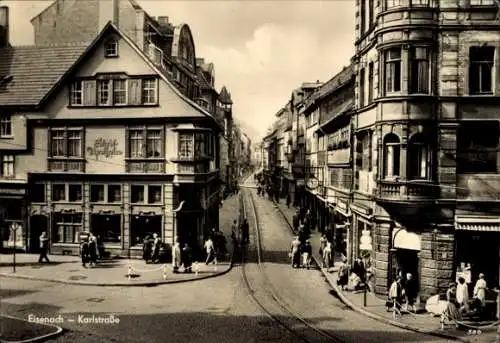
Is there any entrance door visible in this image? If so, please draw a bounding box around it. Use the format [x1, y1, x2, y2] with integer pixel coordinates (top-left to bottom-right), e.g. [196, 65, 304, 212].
[394, 248, 419, 282]
[29, 215, 48, 253]
[177, 212, 199, 248]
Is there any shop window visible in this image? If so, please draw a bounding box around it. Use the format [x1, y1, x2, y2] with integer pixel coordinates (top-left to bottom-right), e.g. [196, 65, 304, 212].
[68, 184, 82, 202]
[384, 48, 401, 94]
[91, 214, 121, 244]
[411, 0, 430, 5]
[131, 185, 145, 203]
[130, 215, 162, 246]
[52, 213, 82, 244]
[0, 114, 12, 137]
[108, 185, 121, 203]
[0, 154, 15, 177]
[469, 46, 495, 95]
[408, 133, 430, 179]
[52, 184, 66, 201]
[457, 121, 499, 173]
[148, 185, 162, 204]
[31, 184, 46, 203]
[409, 47, 430, 94]
[383, 133, 401, 178]
[90, 185, 105, 202]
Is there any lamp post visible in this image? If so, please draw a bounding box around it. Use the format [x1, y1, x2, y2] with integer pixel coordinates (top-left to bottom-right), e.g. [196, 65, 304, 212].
[11, 222, 20, 273]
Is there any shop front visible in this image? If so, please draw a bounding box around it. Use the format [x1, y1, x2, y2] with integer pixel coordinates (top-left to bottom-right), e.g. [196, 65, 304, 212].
[129, 213, 162, 247]
[334, 199, 351, 260]
[90, 212, 122, 246]
[0, 186, 27, 252]
[455, 216, 500, 289]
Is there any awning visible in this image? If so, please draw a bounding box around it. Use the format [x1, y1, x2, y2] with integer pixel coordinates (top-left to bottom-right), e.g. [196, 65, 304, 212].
[393, 229, 421, 251]
[455, 216, 500, 232]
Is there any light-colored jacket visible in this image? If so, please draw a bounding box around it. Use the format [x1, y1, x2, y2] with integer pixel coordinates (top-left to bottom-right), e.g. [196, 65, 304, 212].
[456, 283, 469, 305]
[291, 239, 301, 254]
[473, 279, 487, 304]
[172, 243, 181, 266]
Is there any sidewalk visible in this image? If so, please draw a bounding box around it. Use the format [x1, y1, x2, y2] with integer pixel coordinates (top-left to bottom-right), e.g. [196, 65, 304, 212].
[0, 195, 239, 287]
[272, 198, 499, 343]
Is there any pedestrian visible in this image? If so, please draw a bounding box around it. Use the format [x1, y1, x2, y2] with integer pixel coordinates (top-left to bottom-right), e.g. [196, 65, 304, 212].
[204, 237, 216, 265]
[322, 240, 332, 269]
[441, 282, 462, 329]
[387, 276, 403, 317]
[302, 240, 312, 269]
[290, 236, 301, 268]
[88, 233, 98, 267]
[456, 276, 470, 314]
[80, 238, 90, 267]
[319, 234, 327, 258]
[151, 233, 161, 263]
[286, 193, 291, 208]
[473, 273, 487, 310]
[182, 243, 193, 273]
[142, 234, 152, 263]
[172, 240, 182, 273]
[403, 273, 418, 313]
[38, 231, 50, 263]
[337, 258, 349, 290]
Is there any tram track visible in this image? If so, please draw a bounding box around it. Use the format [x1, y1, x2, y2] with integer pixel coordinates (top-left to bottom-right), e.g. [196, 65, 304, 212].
[239, 186, 345, 343]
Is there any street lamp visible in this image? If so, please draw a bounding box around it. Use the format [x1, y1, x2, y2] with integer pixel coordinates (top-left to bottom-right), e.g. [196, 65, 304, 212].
[10, 222, 20, 273]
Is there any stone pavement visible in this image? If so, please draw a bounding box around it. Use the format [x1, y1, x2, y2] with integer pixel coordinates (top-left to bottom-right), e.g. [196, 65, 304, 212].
[0, 194, 239, 287]
[272, 197, 500, 343]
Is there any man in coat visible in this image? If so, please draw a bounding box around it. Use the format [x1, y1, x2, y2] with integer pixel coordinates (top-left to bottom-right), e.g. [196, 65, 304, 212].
[38, 231, 50, 263]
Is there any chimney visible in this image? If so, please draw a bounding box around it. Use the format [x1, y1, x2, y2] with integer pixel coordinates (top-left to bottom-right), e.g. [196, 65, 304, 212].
[0, 6, 9, 48]
[112, 0, 119, 27]
[157, 16, 169, 26]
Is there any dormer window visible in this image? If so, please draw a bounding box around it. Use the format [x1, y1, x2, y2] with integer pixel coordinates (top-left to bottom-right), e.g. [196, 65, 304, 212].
[105, 39, 119, 58]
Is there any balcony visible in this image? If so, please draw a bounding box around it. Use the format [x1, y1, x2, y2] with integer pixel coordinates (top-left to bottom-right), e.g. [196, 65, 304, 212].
[375, 180, 437, 202]
[126, 160, 165, 173]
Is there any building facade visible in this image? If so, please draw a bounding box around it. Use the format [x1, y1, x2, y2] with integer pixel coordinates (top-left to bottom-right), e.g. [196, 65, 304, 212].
[0, 8, 227, 257]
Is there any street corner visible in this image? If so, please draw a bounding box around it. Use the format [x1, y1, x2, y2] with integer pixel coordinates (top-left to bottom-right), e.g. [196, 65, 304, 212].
[0, 314, 63, 343]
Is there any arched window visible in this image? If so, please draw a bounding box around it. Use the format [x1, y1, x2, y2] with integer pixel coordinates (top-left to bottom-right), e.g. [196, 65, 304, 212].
[383, 133, 400, 178]
[408, 133, 429, 179]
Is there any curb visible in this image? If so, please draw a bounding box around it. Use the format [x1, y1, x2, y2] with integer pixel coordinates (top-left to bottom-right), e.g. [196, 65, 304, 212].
[270, 198, 471, 343]
[0, 260, 234, 287]
[0, 314, 64, 343]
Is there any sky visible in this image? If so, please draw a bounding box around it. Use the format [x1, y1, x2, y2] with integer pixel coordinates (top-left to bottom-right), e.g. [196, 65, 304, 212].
[4, 0, 355, 141]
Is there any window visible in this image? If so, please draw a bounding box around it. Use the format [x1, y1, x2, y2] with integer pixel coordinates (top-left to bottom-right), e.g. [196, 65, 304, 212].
[195, 132, 207, 157]
[142, 78, 157, 105]
[386, 0, 402, 7]
[0, 114, 12, 137]
[384, 48, 401, 93]
[148, 185, 162, 204]
[31, 184, 46, 203]
[470, 0, 494, 5]
[68, 184, 82, 202]
[1, 155, 14, 177]
[131, 185, 145, 203]
[52, 184, 66, 201]
[90, 185, 105, 202]
[368, 0, 374, 27]
[360, 0, 366, 33]
[129, 130, 144, 158]
[70, 81, 83, 105]
[105, 39, 118, 57]
[457, 121, 499, 173]
[113, 79, 127, 105]
[359, 68, 366, 107]
[178, 133, 194, 159]
[383, 134, 401, 178]
[368, 62, 374, 103]
[408, 134, 430, 179]
[410, 47, 430, 94]
[412, 0, 430, 5]
[469, 46, 495, 95]
[49, 128, 83, 157]
[98, 80, 111, 106]
[52, 213, 82, 244]
[91, 214, 121, 244]
[108, 185, 121, 202]
[146, 130, 161, 157]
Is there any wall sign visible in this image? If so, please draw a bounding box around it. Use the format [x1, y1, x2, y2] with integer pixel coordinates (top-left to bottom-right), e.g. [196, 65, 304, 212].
[87, 138, 123, 160]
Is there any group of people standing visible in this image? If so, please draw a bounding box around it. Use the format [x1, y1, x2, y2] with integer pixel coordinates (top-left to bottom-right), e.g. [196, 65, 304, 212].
[142, 233, 164, 264]
[80, 233, 105, 267]
[387, 272, 420, 313]
[171, 240, 194, 273]
[290, 236, 312, 268]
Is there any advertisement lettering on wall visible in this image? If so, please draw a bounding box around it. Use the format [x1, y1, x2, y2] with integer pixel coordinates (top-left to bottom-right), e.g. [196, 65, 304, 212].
[85, 128, 126, 174]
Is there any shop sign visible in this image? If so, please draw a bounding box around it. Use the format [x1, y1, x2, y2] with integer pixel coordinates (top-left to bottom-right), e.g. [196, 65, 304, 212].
[0, 188, 26, 195]
[87, 138, 123, 160]
[359, 229, 372, 251]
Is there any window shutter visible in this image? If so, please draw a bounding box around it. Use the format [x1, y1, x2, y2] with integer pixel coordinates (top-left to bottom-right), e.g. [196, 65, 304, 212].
[83, 80, 97, 106]
[128, 79, 142, 105]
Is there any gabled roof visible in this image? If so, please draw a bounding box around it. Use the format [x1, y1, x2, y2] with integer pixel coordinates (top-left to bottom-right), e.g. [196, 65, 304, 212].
[304, 64, 354, 114]
[219, 86, 232, 104]
[0, 44, 87, 106]
[196, 67, 212, 90]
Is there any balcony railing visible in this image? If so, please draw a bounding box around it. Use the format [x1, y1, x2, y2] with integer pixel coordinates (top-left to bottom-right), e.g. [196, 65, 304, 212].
[48, 158, 85, 172]
[176, 162, 209, 174]
[126, 160, 165, 173]
[376, 180, 438, 201]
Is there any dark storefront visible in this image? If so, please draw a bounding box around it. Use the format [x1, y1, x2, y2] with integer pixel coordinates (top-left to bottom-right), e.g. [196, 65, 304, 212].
[91, 213, 122, 245]
[130, 214, 162, 246]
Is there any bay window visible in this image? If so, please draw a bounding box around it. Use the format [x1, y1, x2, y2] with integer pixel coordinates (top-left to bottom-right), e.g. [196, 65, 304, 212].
[408, 134, 430, 179]
[178, 133, 194, 159]
[384, 48, 402, 93]
[383, 133, 401, 178]
[410, 47, 430, 94]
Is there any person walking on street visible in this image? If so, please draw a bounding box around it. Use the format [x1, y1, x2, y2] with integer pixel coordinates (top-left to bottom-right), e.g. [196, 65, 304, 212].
[88, 233, 98, 267]
[151, 233, 161, 263]
[80, 238, 90, 267]
[290, 236, 301, 268]
[38, 232, 50, 263]
[204, 237, 216, 265]
[337, 258, 349, 290]
[292, 210, 300, 232]
[302, 240, 312, 269]
[403, 273, 418, 313]
[387, 277, 403, 317]
[322, 240, 332, 269]
[319, 234, 327, 258]
[182, 243, 193, 273]
[172, 240, 182, 273]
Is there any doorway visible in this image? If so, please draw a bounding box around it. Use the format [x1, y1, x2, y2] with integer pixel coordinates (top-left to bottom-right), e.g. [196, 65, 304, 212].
[392, 248, 420, 284]
[29, 215, 48, 253]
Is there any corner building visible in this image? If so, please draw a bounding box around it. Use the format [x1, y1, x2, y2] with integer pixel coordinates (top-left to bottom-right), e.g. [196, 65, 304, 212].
[353, 0, 500, 299]
[0, 21, 222, 257]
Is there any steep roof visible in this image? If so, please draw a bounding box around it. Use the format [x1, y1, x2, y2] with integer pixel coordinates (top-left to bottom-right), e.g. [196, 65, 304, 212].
[196, 67, 212, 90]
[0, 44, 88, 107]
[219, 86, 232, 104]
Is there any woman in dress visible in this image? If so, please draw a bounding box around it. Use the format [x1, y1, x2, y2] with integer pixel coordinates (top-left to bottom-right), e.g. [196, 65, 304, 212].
[456, 277, 470, 314]
[441, 282, 462, 329]
[172, 241, 182, 273]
